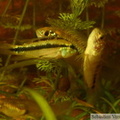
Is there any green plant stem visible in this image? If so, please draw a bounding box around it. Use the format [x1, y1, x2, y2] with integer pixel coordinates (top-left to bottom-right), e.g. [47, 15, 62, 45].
[13, 0, 30, 44]
[101, 97, 118, 113]
[1, 0, 12, 16]
[24, 88, 57, 120]
[16, 76, 27, 96]
[47, 70, 61, 101]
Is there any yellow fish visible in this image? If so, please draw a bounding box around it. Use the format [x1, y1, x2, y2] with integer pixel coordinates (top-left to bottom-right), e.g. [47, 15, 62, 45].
[83, 28, 106, 104]
[0, 39, 78, 60]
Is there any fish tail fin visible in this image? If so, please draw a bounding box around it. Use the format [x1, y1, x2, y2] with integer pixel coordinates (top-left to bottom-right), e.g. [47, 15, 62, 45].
[0, 43, 14, 55]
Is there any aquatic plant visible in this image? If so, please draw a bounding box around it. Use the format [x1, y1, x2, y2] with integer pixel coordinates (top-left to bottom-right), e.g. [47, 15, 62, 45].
[0, 0, 120, 120]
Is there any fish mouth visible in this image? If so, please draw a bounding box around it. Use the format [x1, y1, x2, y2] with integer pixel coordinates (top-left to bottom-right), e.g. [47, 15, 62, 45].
[10, 39, 77, 53]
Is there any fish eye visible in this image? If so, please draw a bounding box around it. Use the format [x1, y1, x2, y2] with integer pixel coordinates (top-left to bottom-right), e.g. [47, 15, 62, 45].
[44, 30, 49, 36]
[44, 30, 56, 37]
[99, 36, 104, 40]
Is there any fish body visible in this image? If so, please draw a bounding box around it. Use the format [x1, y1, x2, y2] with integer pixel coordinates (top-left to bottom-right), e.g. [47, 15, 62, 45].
[0, 99, 26, 117]
[0, 39, 78, 60]
[83, 28, 106, 104]
[0, 27, 86, 62]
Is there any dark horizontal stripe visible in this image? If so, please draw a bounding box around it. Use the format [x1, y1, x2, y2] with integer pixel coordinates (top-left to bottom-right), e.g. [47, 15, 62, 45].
[10, 44, 76, 52]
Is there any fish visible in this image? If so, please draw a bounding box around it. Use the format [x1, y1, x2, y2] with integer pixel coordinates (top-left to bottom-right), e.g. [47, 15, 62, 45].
[83, 28, 106, 104]
[0, 98, 72, 119]
[0, 39, 78, 60]
[0, 99, 26, 118]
